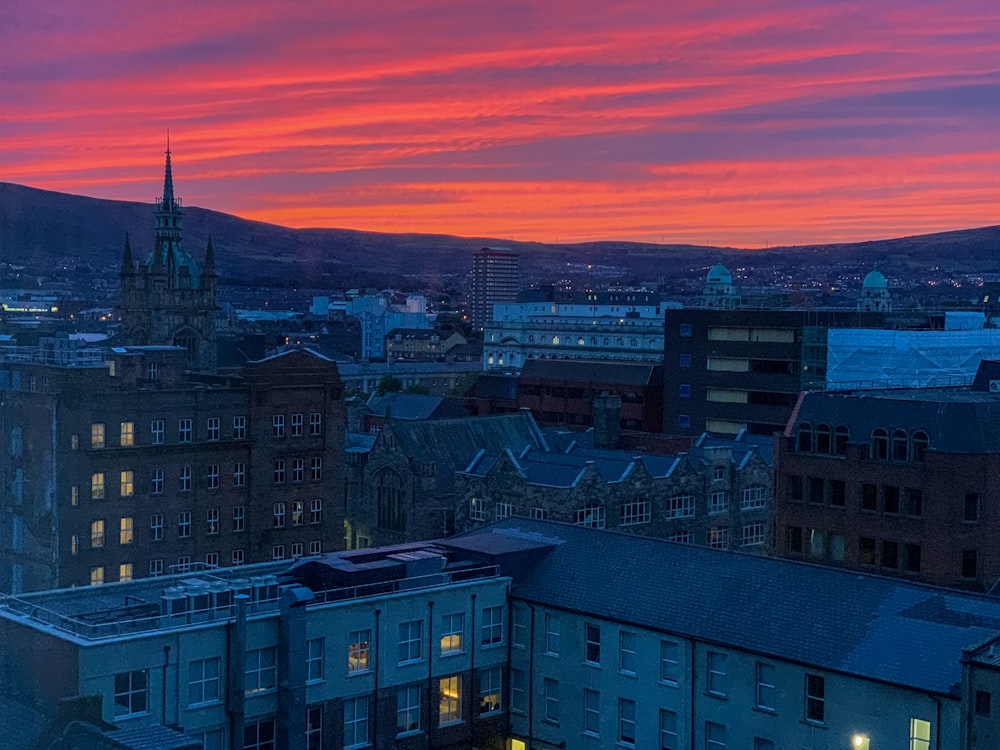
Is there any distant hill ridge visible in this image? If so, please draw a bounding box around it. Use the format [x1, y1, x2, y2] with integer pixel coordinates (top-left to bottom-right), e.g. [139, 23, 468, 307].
[2, 181, 999, 289]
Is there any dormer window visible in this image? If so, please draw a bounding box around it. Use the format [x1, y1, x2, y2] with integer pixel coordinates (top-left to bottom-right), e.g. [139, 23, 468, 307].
[870, 429, 889, 460]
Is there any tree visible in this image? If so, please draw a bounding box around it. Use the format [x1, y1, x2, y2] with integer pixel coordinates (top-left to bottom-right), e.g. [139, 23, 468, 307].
[376, 375, 403, 395]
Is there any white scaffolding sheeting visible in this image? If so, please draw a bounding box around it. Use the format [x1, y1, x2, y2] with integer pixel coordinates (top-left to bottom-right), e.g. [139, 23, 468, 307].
[826, 327, 1000, 390]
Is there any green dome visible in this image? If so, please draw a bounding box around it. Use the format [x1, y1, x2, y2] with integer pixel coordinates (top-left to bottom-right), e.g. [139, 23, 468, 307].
[863, 269, 887, 289]
[707, 264, 732, 285]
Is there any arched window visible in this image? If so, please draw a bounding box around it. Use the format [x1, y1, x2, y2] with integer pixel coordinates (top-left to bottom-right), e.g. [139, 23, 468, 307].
[870, 428, 889, 460]
[911, 431, 930, 462]
[815, 424, 831, 454]
[375, 468, 405, 532]
[577, 337, 585, 346]
[834, 426, 849, 456]
[552, 336, 560, 345]
[892, 429, 909, 461]
[797, 423, 813, 452]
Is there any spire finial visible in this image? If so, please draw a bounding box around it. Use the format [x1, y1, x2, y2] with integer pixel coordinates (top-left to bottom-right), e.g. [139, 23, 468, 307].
[163, 133, 175, 208]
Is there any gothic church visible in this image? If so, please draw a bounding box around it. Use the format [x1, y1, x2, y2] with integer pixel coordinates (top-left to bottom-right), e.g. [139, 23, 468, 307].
[119, 146, 218, 372]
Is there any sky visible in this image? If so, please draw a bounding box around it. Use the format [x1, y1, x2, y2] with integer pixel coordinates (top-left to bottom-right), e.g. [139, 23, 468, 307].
[2, 1, 1000, 247]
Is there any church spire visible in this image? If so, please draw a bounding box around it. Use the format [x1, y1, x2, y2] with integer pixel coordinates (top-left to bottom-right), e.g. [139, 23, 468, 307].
[120, 233, 134, 275]
[203, 235, 217, 276]
[162, 133, 175, 210]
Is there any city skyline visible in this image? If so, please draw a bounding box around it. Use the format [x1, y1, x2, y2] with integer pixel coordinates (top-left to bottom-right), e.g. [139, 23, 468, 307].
[3, 1, 1000, 247]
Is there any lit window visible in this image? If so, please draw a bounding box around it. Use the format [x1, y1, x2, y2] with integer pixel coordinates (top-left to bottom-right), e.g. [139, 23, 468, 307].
[441, 613, 464, 655]
[91, 423, 105, 448]
[292, 500, 304, 526]
[90, 566, 104, 585]
[119, 517, 133, 545]
[120, 470, 134, 498]
[439, 675, 461, 724]
[113, 669, 148, 716]
[349, 629, 372, 673]
[91, 472, 105, 500]
[118, 563, 132, 582]
[119, 421, 134, 447]
[90, 519, 105, 548]
[470, 497, 485, 521]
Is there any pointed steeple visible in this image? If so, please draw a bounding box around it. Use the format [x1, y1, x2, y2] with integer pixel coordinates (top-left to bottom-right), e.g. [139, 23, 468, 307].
[162, 133, 175, 210]
[203, 235, 217, 276]
[121, 232, 134, 273]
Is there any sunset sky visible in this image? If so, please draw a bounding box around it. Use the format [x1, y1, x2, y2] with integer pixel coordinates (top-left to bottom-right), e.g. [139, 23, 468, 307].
[3, 1, 999, 246]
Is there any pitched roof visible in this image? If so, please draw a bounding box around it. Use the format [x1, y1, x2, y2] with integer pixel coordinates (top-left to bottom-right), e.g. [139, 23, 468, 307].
[469, 519, 1000, 697]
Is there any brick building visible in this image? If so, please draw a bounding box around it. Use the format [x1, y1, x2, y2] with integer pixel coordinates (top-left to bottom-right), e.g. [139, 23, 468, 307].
[0, 345, 345, 593]
[774, 362, 1000, 590]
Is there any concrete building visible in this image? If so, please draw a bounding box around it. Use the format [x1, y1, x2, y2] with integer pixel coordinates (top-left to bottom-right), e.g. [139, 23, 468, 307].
[0, 344, 345, 593]
[773, 360, 1000, 591]
[469, 248, 519, 332]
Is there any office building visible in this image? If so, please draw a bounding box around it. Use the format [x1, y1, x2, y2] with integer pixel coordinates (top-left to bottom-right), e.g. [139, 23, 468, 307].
[469, 248, 519, 331]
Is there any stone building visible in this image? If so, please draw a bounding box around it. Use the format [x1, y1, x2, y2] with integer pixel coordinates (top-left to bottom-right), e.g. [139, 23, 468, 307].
[119, 146, 218, 373]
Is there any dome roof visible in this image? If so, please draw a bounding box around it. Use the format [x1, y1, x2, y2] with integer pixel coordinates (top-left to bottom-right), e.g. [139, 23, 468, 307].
[706, 264, 732, 285]
[863, 268, 887, 289]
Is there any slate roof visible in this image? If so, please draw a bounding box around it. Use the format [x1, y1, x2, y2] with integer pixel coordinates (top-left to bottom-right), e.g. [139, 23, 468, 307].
[518, 358, 659, 385]
[470, 518, 1000, 697]
[792, 388, 1000, 453]
[367, 392, 447, 420]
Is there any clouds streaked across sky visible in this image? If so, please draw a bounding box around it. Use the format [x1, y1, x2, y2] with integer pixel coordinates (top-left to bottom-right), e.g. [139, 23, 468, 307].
[3, 1, 999, 246]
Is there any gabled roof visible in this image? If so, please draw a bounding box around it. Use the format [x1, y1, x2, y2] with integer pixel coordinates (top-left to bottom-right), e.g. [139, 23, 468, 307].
[472, 519, 1000, 697]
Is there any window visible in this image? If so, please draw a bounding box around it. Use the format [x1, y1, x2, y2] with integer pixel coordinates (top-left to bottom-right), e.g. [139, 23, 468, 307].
[233, 462, 246, 487]
[834, 425, 850, 455]
[272, 545, 285, 560]
[207, 464, 219, 490]
[376, 468, 405, 531]
[881, 539, 899, 569]
[90, 520, 105, 548]
[583, 688, 600, 735]
[805, 674, 825, 723]
[307, 638, 324, 682]
[205, 552, 219, 567]
[292, 500, 304, 526]
[892, 429, 909, 461]
[621, 498, 651, 525]
[71, 434, 79, 450]
[789, 475, 803, 501]
[679, 384, 691, 398]
[245, 647, 277, 694]
[510, 668, 527, 714]
[679, 323, 692, 337]
[859, 536, 876, 565]
[439, 675, 461, 724]
[397, 684, 421, 735]
[115, 469, 134, 498]
[755, 662, 776, 711]
[206, 508, 220, 535]
[963, 549, 979, 579]
[965, 492, 980, 522]
[90, 566, 104, 585]
[740, 486, 766, 510]
[244, 718, 275, 750]
[830, 479, 846, 507]
[909, 718, 931, 750]
[619, 630, 637, 674]
[91, 472, 105, 500]
[233, 415, 246, 439]
[206, 417, 220, 441]
[708, 526, 729, 550]
[870, 428, 888, 459]
[232, 549, 244, 566]
[707, 652, 726, 696]
[754, 739, 774, 750]
[816, 424, 831, 453]
[91, 422, 105, 448]
[70, 534, 79, 555]
[119, 517, 133, 545]
[976, 690, 992, 716]
[861, 483, 877, 511]
[479, 666, 502, 716]
[545, 613, 560, 655]
[709, 491, 728, 514]
[151, 419, 164, 444]
[741, 522, 766, 547]
[309, 540, 321, 556]
[71, 485, 79, 506]
[544, 678, 559, 722]
[188, 657, 221, 706]
[665, 531, 694, 543]
[179, 465, 192, 492]
[113, 669, 148, 717]
[495, 501, 513, 520]
[883, 485, 900, 514]
[272, 414, 285, 437]
[349, 629, 372, 673]
[149, 559, 163, 577]
[291, 412, 303, 437]
[233, 506, 245, 532]
[120, 421, 134, 447]
[809, 476, 824, 504]
[179, 418, 192, 443]
[706, 721, 726, 750]
[151, 468, 163, 495]
[178, 511, 192, 538]
[273, 459, 285, 484]
[309, 412, 322, 435]
[310, 498, 323, 525]
[343, 696, 369, 749]
[306, 706, 323, 750]
[619, 698, 636, 746]
[679, 353, 692, 367]
[584, 622, 601, 665]
[291, 458, 305, 482]
[441, 613, 464, 655]
[119, 563, 133, 582]
[291, 542, 303, 558]
[511, 606, 529, 649]
[667, 494, 695, 518]
[660, 708, 678, 750]
[310, 457, 322, 480]
[399, 620, 422, 664]
[273, 502, 286, 528]
[150, 514, 163, 541]
[660, 640, 680, 684]
[905, 543, 922, 573]
[470, 497, 486, 521]
[481, 605, 503, 647]
[912, 431, 930, 461]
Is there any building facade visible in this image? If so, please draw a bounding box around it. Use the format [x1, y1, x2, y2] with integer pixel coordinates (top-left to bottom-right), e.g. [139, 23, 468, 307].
[0, 345, 345, 593]
[469, 248, 519, 332]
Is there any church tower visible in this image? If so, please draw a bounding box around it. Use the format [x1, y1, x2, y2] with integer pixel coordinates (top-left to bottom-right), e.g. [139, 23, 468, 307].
[120, 143, 218, 372]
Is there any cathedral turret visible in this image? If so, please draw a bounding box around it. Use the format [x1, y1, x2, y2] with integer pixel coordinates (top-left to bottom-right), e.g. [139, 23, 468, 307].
[120, 233, 134, 277]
